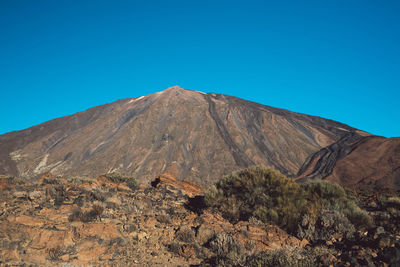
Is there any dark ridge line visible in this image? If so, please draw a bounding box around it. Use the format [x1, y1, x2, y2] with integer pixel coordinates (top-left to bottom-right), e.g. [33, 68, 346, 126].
[285, 117, 318, 147]
[239, 107, 290, 176]
[296, 132, 367, 181]
[43, 134, 68, 153]
[204, 94, 254, 168]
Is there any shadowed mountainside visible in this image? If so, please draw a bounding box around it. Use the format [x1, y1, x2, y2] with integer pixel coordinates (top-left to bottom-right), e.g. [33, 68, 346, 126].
[0, 86, 367, 186]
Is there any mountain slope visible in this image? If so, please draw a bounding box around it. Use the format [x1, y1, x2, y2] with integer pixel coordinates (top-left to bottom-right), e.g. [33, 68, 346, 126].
[297, 136, 400, 190]
[0, 86, 365, 186]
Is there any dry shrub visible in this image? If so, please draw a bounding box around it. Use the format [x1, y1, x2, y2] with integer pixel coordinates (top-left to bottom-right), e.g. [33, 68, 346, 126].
[209, 233, 246, 266]
[157, 213, 172, 224]
[175, 227, 195, 243]
[68, 204, 104, 223]
[104, 172, 138, 190]
[168, 243, 196, 258]
[245, 246, 316, 267]
[47, 246, 63, 261]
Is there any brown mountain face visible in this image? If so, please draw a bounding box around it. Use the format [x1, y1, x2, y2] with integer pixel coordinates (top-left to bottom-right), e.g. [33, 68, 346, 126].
[0, 86, 367, 186]
[297, 136, 400, 191]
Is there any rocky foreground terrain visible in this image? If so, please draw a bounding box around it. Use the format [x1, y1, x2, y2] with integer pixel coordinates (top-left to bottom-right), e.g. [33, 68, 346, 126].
[1, 170, 399, 266]
[0, 173, 305, 266]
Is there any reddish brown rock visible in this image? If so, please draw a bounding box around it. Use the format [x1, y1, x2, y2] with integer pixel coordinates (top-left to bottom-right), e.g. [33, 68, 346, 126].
[152, 171, 202, 197]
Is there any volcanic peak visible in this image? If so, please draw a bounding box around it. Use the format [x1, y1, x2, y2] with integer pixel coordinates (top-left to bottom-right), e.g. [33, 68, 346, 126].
[0, 86, 382, 188]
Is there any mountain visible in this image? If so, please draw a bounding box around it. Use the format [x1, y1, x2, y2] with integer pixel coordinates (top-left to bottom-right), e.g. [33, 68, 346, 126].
[0, 86, 371, 186]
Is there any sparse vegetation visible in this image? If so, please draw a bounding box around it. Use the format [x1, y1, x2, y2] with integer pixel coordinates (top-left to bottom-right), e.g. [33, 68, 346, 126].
[156, 213, 172, 224]
[303, 180, 373, 229]
[205, 166, 373, 237]
[68, 204, 104, 222]
[41, 177, 61, 185]
[104, 172, 138, 190]
[175, 227, 195, 243]
[382, 195, 400, 208]
[47, 246, 63, 261]
[45, 184, 66, 206]
[209, 233, 246, 266]
[0, 175, 24, 187]
[85, 188, 109, 202]
[205, 166, 307, 233]
[297, 210, 355, 242]
[168, 243, 196, 258]
[67, 176, 93, 185]
[245, 246, 320, 267]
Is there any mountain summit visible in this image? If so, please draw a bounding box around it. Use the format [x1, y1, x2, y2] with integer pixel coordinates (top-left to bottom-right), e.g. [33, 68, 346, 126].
[0, 86, 377, 186]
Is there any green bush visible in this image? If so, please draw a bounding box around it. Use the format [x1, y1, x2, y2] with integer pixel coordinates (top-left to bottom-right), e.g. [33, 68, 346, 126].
[209, 233, 246, 267]
[304, 180, 373, 229]
[204, 166, 307, 233]
[104, 172, 138, 190]
[205, 166, 372, 236]
[245, 246, 337, 267]
[41, 177, 61, 185]
[67, 176, 93, 185]
[297, 210, 355, 242]
[245, 247, 316, 267]
[382, 196, 400, 208]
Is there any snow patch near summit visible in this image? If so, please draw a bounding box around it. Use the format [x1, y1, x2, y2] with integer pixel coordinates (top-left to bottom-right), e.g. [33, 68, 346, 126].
[128, 96, 144, 103]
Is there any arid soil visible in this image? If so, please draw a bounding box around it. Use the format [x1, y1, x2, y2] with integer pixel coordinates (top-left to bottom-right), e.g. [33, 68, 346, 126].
[0, 174, 306, 266]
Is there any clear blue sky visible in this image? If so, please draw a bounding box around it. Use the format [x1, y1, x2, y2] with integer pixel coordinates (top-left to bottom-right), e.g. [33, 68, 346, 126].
[1, 0, 399, 137]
